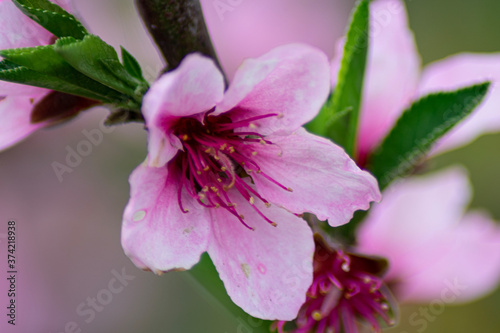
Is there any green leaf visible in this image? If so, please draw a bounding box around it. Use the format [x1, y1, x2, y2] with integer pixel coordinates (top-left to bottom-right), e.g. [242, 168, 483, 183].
[0, 59, 113, 102]
[12, 0, 88, 39]
[368, 82, 491, 190]
[121, 46, 146, 82]
[188, 254, 272, 333]
[54, 35, 145, 104]
[307, 0, 369, 158]
[0, 46, 128, 103]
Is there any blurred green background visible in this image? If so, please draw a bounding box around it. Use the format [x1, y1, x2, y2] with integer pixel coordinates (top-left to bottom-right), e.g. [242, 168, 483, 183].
[1, 0, 500, 332]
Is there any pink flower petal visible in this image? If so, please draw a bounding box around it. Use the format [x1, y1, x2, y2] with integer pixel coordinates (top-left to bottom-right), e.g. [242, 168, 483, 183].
[207, 188, 314, 320]
[398, 211, 500, 303]
[201, 0, 349, 81]
[417, 53, 500, 155]
[357, 167, 471, 283]
[216, 44, 330, 135]
[0, 0, 56, 96]
[331, 0, 420, 161]
[142, 53, 225, 167]
[121, 162, 211, 273]
[0, 96, 45, 151]
[247, 129, 381, 226]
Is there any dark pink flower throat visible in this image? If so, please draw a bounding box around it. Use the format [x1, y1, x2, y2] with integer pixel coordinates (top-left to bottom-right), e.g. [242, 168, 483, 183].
[172, 110, 292, 230]
[274, 238, 396, 333]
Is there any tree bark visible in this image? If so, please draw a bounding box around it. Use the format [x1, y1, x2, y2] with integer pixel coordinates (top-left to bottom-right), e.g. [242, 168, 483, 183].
[135, 0, 223, 74]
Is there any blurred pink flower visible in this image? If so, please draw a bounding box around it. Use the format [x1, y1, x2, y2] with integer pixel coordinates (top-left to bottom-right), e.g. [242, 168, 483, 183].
[331, 0, 500, 164]
[358, 167, 500, 303]
[201, 0, 349, 81]
[273, 236, 395, 333]
[121, 44, 381, 320]
[0, 0, 73, 151]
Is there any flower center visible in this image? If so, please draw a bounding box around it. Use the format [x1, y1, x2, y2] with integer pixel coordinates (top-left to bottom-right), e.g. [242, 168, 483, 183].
[274, 246, 395, 333]
[173, 111, 292, 229]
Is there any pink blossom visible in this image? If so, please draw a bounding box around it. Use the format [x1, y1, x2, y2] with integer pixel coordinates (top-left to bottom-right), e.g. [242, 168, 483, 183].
[331, 0, 500, 164]
[121, 44, 381, 320]
[273, 236, 396, 333]
[200, 0, 349, 81]
[0, 0, 72, 151]
[358, 167, 500, 303]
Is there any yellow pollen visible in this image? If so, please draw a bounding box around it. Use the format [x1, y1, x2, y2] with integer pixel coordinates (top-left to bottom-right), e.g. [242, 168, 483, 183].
[214, 155, 220, 161]
[312, 311, 323, 321]
[220, 143, 227, 150]
[181, 134, 189, 141]
[247, 169, 253, 173]
[202, 186, 209, 193]
[210, 186, 219, 193]
[221, 166, 227, 172]
[239, 214, 245, 219]
[198, 193, 206, 200]
[256, 170, 262, 174]
[205, 148, 212, 154]
[260, 139, 266, 145]
[271, 222, 277, 227]
[182, 209, 190, 213]
[249, 197, 255, 205]
[277, 113, 284, 119]
[265, 203, 271, 208]
[287, 187, 293, 192]
[228, 147, 236, 154]
[249, 123, 257, 129]
[197, 170, 202, 175]
[203, 166, 210, 172]
[217, 178, 222, 183]
[252, 151, 258, 156]
[215, 204, 220, 208]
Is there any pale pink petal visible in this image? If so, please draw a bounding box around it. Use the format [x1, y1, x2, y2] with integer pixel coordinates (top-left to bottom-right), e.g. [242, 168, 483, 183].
[0, 96, 45, 151]
[357, 167, 472, 284]
[417, 53, 500, 155]
[331, 0, 421, 161]
[247, 129, 381, 226]
[142, 53, 225, 167]
[0, 0, 52, 49]
[201, 0, 349, 81]
[216, 44, 330, 135]
[121, 162, 211, 273]
[0, 0, 55, 95]
[207, 188, 314, 320]
[398, 211, 500, 303]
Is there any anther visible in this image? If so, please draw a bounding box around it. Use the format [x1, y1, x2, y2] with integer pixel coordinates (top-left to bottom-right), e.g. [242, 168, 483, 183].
[203, 166, 210, 172]
[221, 166, 227, 172]
[287, 187, 293, 192]
[202, 186, 209, 193]
[312, 311, 323, 321]
[249, 197, 255, 205]
[252, 151, 258, 156]
[181, 134, 189, 141]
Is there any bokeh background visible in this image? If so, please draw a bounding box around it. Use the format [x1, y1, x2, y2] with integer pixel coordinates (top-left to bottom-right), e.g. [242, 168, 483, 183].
[1, 0, 500, 332]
